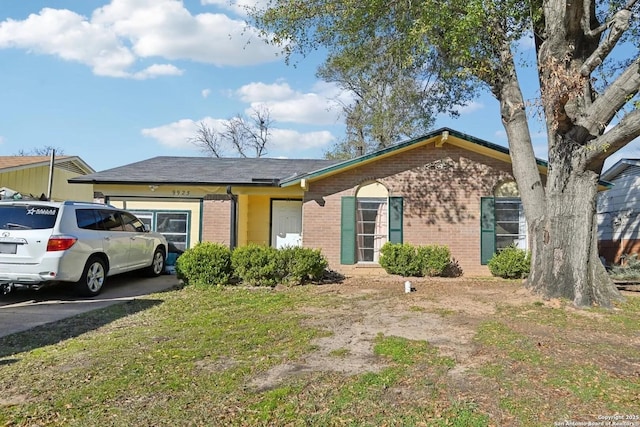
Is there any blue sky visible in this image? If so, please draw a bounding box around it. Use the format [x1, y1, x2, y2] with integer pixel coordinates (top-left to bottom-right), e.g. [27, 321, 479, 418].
[0, 0, 636, 173]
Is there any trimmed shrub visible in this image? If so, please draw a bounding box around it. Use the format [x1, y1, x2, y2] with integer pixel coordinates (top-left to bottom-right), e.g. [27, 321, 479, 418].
[231, 244, 283, 286]
[487, 245, 531, 279]
[279, 246, 328, 286]
[417, 244, 451, 277]
[379, 242, 422, 276]
[380, 242, 452, 277]
[175, 242, 232, 286]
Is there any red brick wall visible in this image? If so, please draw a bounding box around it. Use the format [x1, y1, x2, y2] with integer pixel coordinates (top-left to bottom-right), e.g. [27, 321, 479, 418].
[599, 239, 640, 265]
[303, 144, 515, 276]
[201, 199, 231, 245]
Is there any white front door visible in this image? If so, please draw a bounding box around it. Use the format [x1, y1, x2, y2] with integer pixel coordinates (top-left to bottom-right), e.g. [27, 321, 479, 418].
[271, 200, 303, 249]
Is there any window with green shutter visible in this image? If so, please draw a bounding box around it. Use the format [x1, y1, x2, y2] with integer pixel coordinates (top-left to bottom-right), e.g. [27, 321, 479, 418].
[389, 197, 403, 244]
[341, 195, 403, 264]
[480, 197, 496, 265]
[340, 196, 356, 264]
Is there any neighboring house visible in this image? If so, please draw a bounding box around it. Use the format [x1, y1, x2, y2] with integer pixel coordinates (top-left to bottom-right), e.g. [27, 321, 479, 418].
[69, 128, 550, 276]
[597, 158, 640, 264]
[0, 156, 95, 201]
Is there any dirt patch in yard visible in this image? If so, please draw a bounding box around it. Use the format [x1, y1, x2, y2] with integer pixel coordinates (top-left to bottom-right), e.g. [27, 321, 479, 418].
[250, 276, 541, 389]
[248, 276, 640, 424]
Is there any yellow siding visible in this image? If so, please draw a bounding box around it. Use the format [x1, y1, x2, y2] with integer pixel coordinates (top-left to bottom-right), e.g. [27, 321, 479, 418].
[237, 195, 249, 246]
[95, 183, 227, 199]
[92, 183, 297, 249]
[0, 166, 93, 201]
[109, 199, 201, 249]
[93, 183, 302, 200]
[246, 195, 271, 245]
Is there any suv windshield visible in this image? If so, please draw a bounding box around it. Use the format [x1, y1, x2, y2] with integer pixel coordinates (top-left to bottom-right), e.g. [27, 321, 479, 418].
[0, 205, 59, 230]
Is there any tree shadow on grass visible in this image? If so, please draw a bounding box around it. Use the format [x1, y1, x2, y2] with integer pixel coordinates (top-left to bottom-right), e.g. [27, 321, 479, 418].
[0, 298, 163, 361]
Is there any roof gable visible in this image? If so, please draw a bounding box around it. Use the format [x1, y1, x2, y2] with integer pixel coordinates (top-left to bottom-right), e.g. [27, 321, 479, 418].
[280, 128, 549, 187]
[0, 156, 95, 175]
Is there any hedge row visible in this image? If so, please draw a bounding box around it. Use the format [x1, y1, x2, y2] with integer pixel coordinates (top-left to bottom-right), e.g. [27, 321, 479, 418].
[379, 242, 452, 277]
[175, 242, 328, 287]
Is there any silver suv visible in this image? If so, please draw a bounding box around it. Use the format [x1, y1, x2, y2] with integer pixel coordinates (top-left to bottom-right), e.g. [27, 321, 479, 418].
[0, 200, 168, 296]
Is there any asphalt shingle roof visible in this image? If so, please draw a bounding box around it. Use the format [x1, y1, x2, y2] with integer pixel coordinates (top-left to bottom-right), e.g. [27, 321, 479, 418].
[69, 156, 341, 185]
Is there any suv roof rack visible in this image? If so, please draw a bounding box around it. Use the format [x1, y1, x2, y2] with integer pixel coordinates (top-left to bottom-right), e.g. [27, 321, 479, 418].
[62, 201, 110, 207]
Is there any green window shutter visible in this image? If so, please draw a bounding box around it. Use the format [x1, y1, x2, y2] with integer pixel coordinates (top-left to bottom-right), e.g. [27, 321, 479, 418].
[388, 197, 403, 244]
[480, 197, 496, 265]
[340, 196, 356, 264]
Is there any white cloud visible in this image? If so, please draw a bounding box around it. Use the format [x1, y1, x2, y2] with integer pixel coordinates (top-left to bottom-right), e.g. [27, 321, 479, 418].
[143, 79, 343, 155]
[0, 0, 281, 79]
[268, 128, 335, 152]
[202, 88, 211, 98]
[236, 81, 344, 125]
[142, 116, 335, 154]
[94, 0, 280, 66]
[0, 8, 138, 78]
[0, 136, 5, 145]
[237, 81, 296, 102]
[132, 64, 184, 79]
[141, 118, 224, 149]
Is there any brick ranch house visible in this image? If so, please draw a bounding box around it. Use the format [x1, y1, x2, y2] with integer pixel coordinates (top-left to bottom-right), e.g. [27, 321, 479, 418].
[70, 128, 555, 276]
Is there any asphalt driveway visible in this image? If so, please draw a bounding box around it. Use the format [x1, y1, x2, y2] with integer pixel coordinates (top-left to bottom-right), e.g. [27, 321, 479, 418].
[0, 273, 180, 338]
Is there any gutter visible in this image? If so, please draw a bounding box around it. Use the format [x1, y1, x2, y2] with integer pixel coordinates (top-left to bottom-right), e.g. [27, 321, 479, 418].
[227, 185, 238, 250]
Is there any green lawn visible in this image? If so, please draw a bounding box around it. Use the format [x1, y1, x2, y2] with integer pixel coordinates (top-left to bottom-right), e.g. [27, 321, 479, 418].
[0, 281, 638, 426]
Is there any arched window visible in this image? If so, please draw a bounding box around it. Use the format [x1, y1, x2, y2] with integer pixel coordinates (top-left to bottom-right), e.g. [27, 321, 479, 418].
[340, 183, 403, 265]
[356, 182, 389, 263]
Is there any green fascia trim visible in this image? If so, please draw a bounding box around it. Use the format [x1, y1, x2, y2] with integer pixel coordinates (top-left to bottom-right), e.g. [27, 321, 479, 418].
[279, 127, 612, 189]
[279, 131, 443, 187]
[278, 127, 533, 187]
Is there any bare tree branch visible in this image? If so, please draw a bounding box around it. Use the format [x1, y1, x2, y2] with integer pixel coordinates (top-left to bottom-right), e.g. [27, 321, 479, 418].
[223, 116, 249, 158]
[581, 7, 634, 76]
[582, 57, 640, 134]
[15, 146, 64, 156]
[243, 106, 272, 157]
[187, 107, 274, 158]
[586, 108, 640, 166]
[188, 122, 223, 157]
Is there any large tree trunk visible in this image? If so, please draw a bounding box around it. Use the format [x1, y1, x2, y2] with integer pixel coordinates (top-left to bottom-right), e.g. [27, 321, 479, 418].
[510, 0, 628, 308]
[525, 150, 622, 307]
[495, 27, 623, 307]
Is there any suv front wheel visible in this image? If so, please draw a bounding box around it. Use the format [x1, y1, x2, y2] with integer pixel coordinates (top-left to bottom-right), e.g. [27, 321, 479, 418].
[144, 247, 166, 277]
[75, 256, 106, 297]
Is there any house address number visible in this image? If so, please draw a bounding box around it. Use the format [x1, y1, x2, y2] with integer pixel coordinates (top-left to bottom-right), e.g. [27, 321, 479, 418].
[172, 190, 191, 196]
